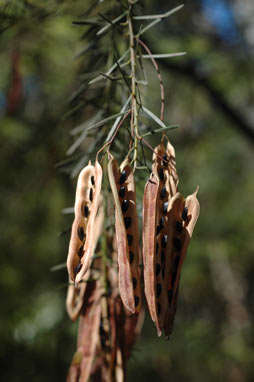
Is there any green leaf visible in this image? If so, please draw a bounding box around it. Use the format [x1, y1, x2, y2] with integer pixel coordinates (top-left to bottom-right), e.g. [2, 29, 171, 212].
[105, 96, 131, 143]
[70, 111, 129, 136]
[133, 5, 184, 20]
[50, 263, 67, 272]
[142, 106, 166, 128]
[61, 207, 74, 214]
[142, 125, 179, 137]
[141, 52, 186, 59]
[138, 5, 184, 35]
[96, 11, 127, 36]
[88, 49, 130, 84]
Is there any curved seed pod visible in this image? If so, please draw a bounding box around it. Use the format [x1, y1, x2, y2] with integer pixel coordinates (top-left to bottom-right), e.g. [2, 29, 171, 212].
[143, 173, 164, 335]
[143, 140, 200, 337]
[67, 160, 102, 283]
[164, 187, 200, 336]
[66, 197, 104, 321]
[108, 153, 141, 314]
[143, 141, 179, 335]
[67, 281, 102, 382]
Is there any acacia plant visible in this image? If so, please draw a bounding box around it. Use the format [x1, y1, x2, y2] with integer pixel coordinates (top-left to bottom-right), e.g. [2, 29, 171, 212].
[64, 1, 200, 381]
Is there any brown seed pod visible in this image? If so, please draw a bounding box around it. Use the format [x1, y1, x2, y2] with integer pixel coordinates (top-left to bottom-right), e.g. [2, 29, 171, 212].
[143, 141, 179, 335]
[67, 280, 102, 382]
[164, 187, 200, 336]
[67, 160, 103, 284]
[66, 196, 104, 321]
[108, 153, 141, 314]
[143, 140, 200, 336]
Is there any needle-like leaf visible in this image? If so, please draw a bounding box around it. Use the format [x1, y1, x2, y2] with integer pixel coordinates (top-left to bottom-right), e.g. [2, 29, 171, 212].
[142, 125, 179, 137]
[133, 5, 184, 20]
[138, 5, 184, 36]
[141, 52, 186, 59]
[142, 106, 166, 128]
[105, 96, 131, 143]
[96, 11, 128, 36]
[89, 49, 130, 84]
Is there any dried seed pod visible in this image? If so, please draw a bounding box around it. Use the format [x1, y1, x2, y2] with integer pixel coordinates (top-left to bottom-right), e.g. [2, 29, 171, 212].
[108, 153, 141, 314]
[66, 197, 104, 321]
[164, 187, 200, 336]
[143, 173, 169, 336]
[67, 281, 102, 382]
[143, 140, 200, 337]
[143, 141, 179, 335]
[67, 160, 103, 283]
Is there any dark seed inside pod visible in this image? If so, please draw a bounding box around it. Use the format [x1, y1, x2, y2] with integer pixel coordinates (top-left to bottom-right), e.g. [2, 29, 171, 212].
[173, 237, 181, 251]
[120, 170, 127, 185]
[156, 283, 162, 297]
[127, 234, 133, 246]
[160, 186, 166, 199]
[161, 251, 165, 263]
[121, 199, 129, 213]
[156, 263, 161, 275]
[91, 176, 95, 185]
[168, 289, 173, 304]
[174, 255, 180, 269]
[157, 302, 161, 315]
[78, 226, 85, 241]
[176, 221, 183, 233]
[158, 167, 164, 181]
[132, 277, 137, 290]
[182, 207, 188, 221]
[78, 245, 84, 258]
[162, 154, 168, 166]
[162, 269, 165, 279]
[161, 235, 167, 248]
[129, 251, 134, 263]
[160, 216, 165, 229]
[124, 217, 132, 229]
[156, 225, 162, 235]
[84, 205, 89, 218]
[74, 263, 82, 274]
[89, 188, 93, 202]
[171, 271, 177, 287]
[156, 242, 159, 254]
[163, 202, 168, 214]
[119, 186, 125, 198]
[134, 295, 139, 307]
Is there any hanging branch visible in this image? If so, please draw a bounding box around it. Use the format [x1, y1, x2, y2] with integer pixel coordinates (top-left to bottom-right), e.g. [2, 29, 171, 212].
[64, 2, 200, 381]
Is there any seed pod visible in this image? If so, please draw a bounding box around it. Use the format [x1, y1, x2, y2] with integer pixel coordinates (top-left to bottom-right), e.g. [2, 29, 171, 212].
[108, 153, 141, 314]
[66, 197, 104, 321]
[67, 160, 103, 283]
[143, 141, 179, 335]
[67, 281, 102, 382]
[164, 187, 200, 337]
[143, 173, 169, 336]
[143, 140, 200, 337]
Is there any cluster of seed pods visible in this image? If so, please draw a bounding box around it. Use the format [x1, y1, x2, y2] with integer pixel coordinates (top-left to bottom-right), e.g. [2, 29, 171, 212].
[66, 137, 200, 371]
[108, 153, 142, 314]
[143, 141, 200, 336]
[67, 159, 102, 284]
[67, 238, 144, 382]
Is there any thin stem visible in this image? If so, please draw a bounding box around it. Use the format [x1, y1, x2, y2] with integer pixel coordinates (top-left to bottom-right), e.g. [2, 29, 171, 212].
[128, 5, 141, 171]
[138, 38, 165, 121]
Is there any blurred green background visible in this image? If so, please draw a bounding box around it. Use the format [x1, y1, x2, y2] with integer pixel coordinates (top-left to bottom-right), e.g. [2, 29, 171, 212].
[0, 1, 253, 381]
